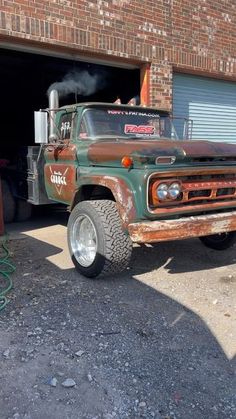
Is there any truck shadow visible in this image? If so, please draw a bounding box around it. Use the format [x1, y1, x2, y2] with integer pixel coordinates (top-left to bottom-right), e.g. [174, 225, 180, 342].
[7, 206, 236, 276]
[130, 239, 236, 275]
[1, 232, 235, 419]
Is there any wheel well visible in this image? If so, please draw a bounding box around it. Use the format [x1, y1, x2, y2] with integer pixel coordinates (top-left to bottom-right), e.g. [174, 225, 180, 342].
[72, 185, 115, 210]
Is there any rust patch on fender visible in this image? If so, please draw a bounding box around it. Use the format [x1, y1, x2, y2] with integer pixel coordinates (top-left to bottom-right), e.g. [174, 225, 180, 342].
[79, 175, 136, 227]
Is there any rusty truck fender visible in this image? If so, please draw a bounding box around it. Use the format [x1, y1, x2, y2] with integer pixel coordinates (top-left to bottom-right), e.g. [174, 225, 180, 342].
[70, 175, 137, 229]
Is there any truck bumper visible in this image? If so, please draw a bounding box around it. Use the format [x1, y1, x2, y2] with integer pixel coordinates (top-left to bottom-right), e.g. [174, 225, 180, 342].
[128, 210, 236, 243]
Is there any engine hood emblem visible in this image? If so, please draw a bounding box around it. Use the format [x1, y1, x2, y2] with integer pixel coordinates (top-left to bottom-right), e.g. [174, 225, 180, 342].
[155, 156, 176, 165]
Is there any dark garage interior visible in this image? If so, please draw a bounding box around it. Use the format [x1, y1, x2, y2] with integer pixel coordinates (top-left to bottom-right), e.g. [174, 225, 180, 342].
[0, 47, 140, 151]
[0, 47, 140, 224]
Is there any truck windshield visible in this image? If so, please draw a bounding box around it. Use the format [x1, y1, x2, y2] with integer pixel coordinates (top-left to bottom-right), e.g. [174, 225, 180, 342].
[79, 108, 191, 140]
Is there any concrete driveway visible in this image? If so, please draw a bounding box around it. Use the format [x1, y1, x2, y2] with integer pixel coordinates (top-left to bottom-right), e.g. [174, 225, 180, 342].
[0, 208, 235, 419]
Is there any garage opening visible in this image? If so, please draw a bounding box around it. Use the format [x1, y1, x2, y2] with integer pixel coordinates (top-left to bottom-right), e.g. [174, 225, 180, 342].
[0, 47, 140, 225]
[0, 47, 140, 151]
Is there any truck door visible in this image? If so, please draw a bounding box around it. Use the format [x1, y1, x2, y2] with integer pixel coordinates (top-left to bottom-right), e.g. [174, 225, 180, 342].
[44, 111, 78, 204]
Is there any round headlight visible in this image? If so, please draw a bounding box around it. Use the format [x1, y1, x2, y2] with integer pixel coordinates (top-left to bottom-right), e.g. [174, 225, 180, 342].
[168, 182, 181, 199]
[157, 183, 168, 200]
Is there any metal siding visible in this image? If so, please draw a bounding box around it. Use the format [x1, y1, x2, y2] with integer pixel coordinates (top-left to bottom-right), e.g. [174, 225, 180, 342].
[173, 74, 236, 143]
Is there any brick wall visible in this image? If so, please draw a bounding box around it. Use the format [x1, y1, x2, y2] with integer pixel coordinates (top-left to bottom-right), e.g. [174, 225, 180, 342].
[0, 0, 236, 109]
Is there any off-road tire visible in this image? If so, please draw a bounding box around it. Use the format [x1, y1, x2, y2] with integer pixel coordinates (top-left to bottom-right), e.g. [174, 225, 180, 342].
[1, 179, 16, 223]
[15, 199, 32, 222]
[199, 232, 236, 250]
[67, 200, 133, 278]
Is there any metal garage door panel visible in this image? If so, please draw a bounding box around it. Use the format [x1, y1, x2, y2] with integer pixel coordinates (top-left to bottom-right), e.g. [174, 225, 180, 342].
[173, 74, 236, 143]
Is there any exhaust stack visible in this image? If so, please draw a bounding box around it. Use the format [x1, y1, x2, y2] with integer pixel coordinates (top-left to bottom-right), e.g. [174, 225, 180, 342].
[49, 89, 59, 141]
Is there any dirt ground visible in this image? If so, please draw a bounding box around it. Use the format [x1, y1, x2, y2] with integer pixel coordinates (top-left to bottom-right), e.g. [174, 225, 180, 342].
[0, 208, 235, 419]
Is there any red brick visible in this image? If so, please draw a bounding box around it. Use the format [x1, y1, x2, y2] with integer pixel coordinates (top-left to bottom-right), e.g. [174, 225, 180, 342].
[0, 0, 235, 109]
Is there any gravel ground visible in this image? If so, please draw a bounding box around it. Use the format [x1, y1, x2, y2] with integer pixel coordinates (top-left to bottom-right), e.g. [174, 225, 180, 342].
[0, 209, 235, 419]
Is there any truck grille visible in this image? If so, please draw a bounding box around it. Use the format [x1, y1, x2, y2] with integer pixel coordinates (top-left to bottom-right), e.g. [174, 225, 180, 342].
[149, 171, 236, 215]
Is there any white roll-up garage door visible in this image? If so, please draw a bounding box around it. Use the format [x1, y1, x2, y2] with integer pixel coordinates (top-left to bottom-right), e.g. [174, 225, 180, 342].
[173, 73, 236, 143]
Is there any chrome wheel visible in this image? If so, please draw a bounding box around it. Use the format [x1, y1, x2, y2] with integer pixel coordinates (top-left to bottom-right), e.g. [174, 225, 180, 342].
[71, 213, 97, 267]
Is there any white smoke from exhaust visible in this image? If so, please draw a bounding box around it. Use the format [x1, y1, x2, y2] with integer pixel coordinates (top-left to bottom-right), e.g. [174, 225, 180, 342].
[47, 70, 105, 98]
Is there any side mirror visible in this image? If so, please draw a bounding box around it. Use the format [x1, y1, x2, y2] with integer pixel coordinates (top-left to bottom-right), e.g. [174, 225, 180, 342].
[34, 111, 48, 144]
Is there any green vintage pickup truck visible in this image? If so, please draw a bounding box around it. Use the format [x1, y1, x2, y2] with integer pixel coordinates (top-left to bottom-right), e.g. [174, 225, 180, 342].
[27, 89, 236, 277]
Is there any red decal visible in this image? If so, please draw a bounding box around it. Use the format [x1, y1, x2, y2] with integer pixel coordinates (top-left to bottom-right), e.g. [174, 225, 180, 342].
[124, 124, 155, 134]
[49, 166, 68, 195]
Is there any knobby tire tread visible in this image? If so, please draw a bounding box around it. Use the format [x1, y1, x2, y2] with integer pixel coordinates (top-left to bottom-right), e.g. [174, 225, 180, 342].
[88, 200, 132, 277]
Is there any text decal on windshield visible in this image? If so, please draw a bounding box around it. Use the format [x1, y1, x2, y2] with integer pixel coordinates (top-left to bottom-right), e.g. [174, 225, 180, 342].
[124, 124, 155, 135]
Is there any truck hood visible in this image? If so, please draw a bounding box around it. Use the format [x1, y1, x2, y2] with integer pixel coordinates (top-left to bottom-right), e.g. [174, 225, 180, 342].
[87, 138, 236, 167]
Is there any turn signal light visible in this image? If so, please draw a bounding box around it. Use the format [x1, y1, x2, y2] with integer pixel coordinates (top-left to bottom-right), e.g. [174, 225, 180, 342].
[121, 156, 133, 168]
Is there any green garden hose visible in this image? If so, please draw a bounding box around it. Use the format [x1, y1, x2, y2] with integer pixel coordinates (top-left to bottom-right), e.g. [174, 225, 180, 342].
[0, 240, 15, 311]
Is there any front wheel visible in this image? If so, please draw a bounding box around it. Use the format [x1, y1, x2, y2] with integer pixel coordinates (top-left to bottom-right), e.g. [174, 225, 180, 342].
[67, 200, 133, 278]
[199, 232, 236, 250]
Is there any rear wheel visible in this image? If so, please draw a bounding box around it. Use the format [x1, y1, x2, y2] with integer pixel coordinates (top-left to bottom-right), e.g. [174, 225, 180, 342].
[67, 200, 132, 278]
[199, 232, 236, 250]
[15, 199, 32, 222]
